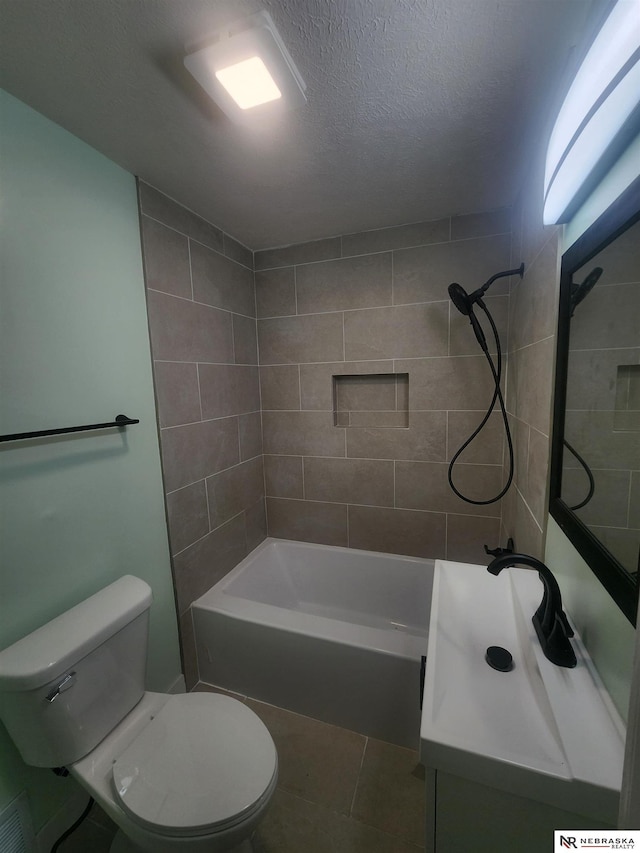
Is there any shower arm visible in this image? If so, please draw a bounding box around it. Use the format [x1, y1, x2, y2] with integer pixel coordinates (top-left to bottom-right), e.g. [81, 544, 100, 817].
[471, 263, 525, 302]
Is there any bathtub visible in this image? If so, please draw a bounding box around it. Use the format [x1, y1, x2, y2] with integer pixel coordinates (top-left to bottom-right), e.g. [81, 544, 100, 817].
[192, 538, 434, 748]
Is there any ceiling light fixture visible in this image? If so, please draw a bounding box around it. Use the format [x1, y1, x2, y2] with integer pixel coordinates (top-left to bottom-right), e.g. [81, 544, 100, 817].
[184, 11, 306, 119]
[543, 0, 640, 224]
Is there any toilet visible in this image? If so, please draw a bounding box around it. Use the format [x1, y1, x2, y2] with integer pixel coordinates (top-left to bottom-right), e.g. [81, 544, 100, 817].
[0, 575, 278, 853]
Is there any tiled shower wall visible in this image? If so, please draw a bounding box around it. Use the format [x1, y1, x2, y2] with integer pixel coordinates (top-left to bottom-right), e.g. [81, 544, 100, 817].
[138, 182, 265, 687]
[502, 162, 561, 559]
[255, 209, 514, 563]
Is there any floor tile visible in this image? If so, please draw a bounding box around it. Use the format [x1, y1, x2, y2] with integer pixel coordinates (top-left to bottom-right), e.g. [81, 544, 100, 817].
[351, 738, 425, 847]
[57, 814, 116, 853]
[246, 699, 366, 815]
[254, 789, 424, 853]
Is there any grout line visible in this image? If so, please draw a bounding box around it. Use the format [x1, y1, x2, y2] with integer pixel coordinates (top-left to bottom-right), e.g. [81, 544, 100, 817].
[161, 409, 260, 430]
[264, 495, 499, 519]
[171, 507, 249, 557]
[204, 477, 212, 533]
[164, 455, 263, 496]
[146, 287, 257, 321]
[349, 737, 368, 817]
[187, 239, 194, 301]
[253, 230, 512, 272]
[196, 363, 204, 421]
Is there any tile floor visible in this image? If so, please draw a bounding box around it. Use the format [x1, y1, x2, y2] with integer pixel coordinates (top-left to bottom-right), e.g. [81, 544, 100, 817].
[58, 682, 426, 852]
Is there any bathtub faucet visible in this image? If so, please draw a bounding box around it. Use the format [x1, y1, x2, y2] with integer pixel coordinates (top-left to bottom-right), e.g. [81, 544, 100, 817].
[486, 553, 577, 668]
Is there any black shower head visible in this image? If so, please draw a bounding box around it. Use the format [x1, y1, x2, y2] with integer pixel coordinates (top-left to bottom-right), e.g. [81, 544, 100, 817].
[448, 263, 525, 318]
[570, 266, 603, 316]
[448, 282, 473, 316]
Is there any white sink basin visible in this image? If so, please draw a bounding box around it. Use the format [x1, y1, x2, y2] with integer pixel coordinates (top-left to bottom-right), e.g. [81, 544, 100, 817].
[420, 560, 625, 823]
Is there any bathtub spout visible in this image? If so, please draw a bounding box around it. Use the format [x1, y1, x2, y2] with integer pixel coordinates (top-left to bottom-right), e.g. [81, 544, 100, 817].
[487, 553, 576, 669]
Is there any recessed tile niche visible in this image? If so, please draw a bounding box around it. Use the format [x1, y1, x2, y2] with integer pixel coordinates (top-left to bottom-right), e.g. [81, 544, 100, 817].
[333, 373, 409, 428]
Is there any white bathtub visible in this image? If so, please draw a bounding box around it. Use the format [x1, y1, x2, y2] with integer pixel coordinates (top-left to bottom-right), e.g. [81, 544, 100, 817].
[192, 538, 434, 748]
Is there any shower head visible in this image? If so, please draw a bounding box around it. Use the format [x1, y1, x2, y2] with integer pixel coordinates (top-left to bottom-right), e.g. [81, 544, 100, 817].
[448, 263, 525, 318]
[570, 266, 603, 316]
[448, 282, 473, 316]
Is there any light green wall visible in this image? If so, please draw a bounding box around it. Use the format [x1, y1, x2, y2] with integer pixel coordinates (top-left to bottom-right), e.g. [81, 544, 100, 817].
[547, 518, 635, 719]
[0, 89, 181, 829]
[546, 132, 640, 721]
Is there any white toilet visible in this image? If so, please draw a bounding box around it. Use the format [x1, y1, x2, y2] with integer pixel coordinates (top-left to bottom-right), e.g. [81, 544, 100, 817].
[0, 575, 278, 852]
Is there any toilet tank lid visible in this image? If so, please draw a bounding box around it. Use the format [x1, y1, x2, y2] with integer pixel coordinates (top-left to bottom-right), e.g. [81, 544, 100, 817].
[0, 575, 152, 691]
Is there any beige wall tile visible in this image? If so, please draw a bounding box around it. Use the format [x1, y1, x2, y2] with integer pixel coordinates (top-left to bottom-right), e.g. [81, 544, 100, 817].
[267, 497, 348, 546]
[233, 314, 258, 365]
[172, 514, 248, 612]
[199, 364, 260, 419]
[449, 294, 509, 357]
[264, 455, 304, 499]
[509, 235, 559, 352]
[146, 289, 233, 363]
[245, 497, 268, 552]
[564, 410, 640, 470]
[263, 411, 345, 457]
[153, 361, 201, 428]
[190, 241, 255, 317]
[335, 374, 399, 413]
[260, 365, 301, 410]
[348, 505, 446, 558]
[138, 182, 223, 253]
[503, 490, 543, 558]
[446, 514, 501, 564]
[342, 217, 449, 256]
[300, 361, 394, 410]
[256, 267, 296, 318]
[346, 411, 446, 461]
[393, 233, 511, 305]
[395, 356, 498, 411]
[396, 460, 502, 517]
[304, 457, 394, 506]
[160, 417, 240, 492]
[569, 282, 640, 351]
[450, 208, 512, 240]
[349, 411, 408, 427]
[526, 427, 550, 527]
[255, 237, 341, 270]
[179, 608, 199, 690]
[206, 456, 265, 529]
[563, 469, 631, 528]
[165, 480, 209, 556]
[258, 313, 344, 364]
[140, 216, 191, 298]
[296, 254, 392, 314]
[222, 233, 253, 269]
[447, 411, 504, 465]
[239, 411, 263, 460]
[514, 336, 555, 436]
[344, 303, 448, 360]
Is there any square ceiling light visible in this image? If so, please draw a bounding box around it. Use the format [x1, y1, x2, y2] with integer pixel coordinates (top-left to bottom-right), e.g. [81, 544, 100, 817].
[184, 11, 307, 119]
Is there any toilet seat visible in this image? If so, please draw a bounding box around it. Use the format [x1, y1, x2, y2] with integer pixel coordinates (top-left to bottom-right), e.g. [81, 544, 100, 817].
[111, 692, 277, 838]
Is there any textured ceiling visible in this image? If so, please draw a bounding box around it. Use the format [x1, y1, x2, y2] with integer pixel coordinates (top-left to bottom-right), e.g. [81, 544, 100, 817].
[0, 0, 599, 249]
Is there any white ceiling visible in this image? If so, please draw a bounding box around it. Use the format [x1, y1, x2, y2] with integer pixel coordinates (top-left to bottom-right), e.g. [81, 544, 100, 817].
[0, 0, 600, 250]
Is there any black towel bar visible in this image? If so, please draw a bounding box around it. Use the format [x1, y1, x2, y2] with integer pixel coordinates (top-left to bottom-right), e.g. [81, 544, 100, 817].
[0, 414, 140, 443]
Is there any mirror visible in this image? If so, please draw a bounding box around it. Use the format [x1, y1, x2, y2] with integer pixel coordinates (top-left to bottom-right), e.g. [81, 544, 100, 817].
[550, 177, 640, 625]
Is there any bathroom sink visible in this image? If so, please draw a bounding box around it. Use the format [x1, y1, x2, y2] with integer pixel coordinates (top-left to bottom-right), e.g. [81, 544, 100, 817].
[420, 560, 625, 823]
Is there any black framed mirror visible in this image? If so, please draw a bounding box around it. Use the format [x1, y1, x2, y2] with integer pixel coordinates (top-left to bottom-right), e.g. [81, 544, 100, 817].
[550, 175, 640, 626]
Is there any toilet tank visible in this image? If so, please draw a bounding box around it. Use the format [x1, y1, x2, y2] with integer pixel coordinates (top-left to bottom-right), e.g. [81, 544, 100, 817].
[0, 575, 152, 767]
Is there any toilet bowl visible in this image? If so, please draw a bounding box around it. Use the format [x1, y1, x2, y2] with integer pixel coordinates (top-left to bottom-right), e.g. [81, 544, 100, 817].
[0, 576, 278, 853]
[73, 691, 278, 853]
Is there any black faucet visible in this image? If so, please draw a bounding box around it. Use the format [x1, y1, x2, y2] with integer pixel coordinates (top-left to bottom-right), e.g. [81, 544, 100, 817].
[487, 553, 577, 668]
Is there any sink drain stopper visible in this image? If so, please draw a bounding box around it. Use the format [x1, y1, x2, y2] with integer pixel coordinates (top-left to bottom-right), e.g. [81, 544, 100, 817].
[485, 645, 514, 672]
